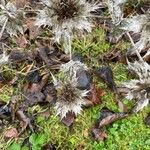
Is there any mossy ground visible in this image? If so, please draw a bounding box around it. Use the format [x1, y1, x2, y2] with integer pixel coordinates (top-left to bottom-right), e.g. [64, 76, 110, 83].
[0, 28, 150, 150]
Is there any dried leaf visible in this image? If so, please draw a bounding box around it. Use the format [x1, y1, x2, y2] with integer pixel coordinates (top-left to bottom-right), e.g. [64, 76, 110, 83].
[39, 46, 68, 69]
[4, 128, 18, 138]
[101, 48, 126, 64]
[17, 110, 34, 133]
[86, 84, 104, 106]
[43, 83, 57, 104]
[24, 18, 40, 40]
[42, 142, 56, 150]
[27, 70, 41, 83]
[16, 35, 28, 48]
[96, 66, 117, 92]
[0, 102, 11, 119]
[98, 108, 128, 128]
[61, 112, 75, 127]
[92, 128, 107, 141]
[9, 50, 28, 63]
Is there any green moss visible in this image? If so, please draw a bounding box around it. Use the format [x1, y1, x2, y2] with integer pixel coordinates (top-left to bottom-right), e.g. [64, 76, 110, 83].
[1, 28, 150, 150]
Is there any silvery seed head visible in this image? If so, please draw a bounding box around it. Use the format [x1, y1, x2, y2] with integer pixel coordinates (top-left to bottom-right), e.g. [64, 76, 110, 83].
[55, 79, 89, 119]
[0, 2, 24, 36]
[119, 61, 150, 112]
[35, 0, 100, 53]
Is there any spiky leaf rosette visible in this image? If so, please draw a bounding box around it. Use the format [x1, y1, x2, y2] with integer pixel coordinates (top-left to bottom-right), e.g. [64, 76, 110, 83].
[0, 1, 24, 37]
[119, 61, 150, 112]
[35, 0, 100, 53]
[55, 80, 89, 119]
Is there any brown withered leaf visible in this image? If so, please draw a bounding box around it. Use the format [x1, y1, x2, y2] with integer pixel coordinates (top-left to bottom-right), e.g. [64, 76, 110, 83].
[24, 18, 40, 40]
[85, 84, 105, 107]
[96, 66, 128, 112]
[43, 83, 57, 104]
[27, 70, 41, 83]
[21, 73, 49, 110]
[16, 35, 28, 48]
[4, 128, 18, 139]
[17, 110, 34, 134]
[101, 49, 127, 64]
[98, 108, 128, 128]
[0, 102, 11, 119]
[143, 50, 150, 63]
[61, 112, 75, 127]
[15, 0, 29, 8]
[92, 128, 107, 141]
[38, 46, 69, 69]
[9, 50, 28, 63]
[42, 142, 56, 150]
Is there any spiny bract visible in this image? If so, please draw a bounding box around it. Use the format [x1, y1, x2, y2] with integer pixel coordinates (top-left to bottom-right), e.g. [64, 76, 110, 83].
[120, 61, 150, 112]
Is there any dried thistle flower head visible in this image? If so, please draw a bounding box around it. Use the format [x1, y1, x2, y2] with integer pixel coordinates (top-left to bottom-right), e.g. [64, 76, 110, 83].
[55, 79, 89, 119]
[0, 1, 24, 37]
[106, 0, 126, 25]
[36, 0, 100, 53]
[120, 14, 150, 55]
[60, 60, 88, 81]
[119, 61, 150, 112]
[129, 22, 150, 55]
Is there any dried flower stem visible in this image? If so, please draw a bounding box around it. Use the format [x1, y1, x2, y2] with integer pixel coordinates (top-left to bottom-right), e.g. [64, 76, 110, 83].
[0, 18, 8, 39]
[126, 32, 143, 62]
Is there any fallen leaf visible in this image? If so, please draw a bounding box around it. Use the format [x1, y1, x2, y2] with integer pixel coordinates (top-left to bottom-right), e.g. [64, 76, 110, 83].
[90, 84, 104, 104]
[0, 102, 11, 119]
[92, 128, 107, 141]
[42, 142, 56, 150]
[9, 50, 28, 63]
[96, 66, 117, 92]
[17, 110, 34, 134]
[4, 128, 18, 138]
[43, 83, 57, 104]
[61, 112, 75, 127]
[38, 46, 69, 69]
[24, 18, 40, 40]
[101, 49, 126, 64]
[98, 108, 128, 128]
[16, 35, 28, 48]
[27, 70, 41, 83]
